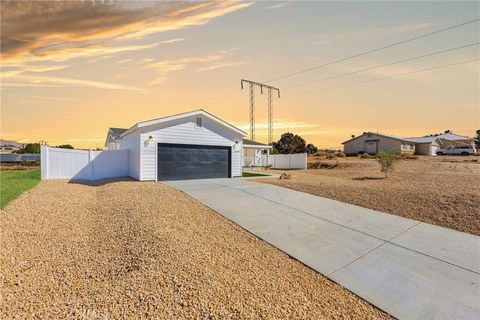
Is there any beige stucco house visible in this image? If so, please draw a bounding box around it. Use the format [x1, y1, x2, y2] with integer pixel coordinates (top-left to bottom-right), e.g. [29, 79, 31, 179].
[342, 132, 416, 155]
[343, 132, 474, 156]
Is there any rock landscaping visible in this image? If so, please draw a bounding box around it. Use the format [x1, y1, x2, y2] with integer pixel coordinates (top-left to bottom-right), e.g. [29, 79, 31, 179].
[1, 179, 389, 319]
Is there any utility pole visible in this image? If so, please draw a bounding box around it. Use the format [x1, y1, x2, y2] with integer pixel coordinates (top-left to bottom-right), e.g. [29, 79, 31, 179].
[241, 79, 280, 144]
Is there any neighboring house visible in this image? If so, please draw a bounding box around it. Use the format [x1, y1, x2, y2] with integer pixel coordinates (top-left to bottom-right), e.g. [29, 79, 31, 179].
[105, 128, 127, 150]
[105, 109, 246, 181]
[242, 139, 272, 167]
[342, 132, 416, 155]
[407, 133, 474, 155]
[343, 132, 475, 156]
[0, 139, 25, 154]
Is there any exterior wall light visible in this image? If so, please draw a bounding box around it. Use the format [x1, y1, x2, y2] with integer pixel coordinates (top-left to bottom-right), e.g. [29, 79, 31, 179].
[233, 141, 241, 152]
[145, 135, 155, 147]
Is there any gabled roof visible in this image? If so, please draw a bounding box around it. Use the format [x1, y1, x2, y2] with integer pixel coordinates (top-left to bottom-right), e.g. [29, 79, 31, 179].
[243, 139, 272, 148]
[407, 133, 472, 143]
[120, 109, 247, 138]
[109, 127, 127, 139]
[342, 132, 417, 144]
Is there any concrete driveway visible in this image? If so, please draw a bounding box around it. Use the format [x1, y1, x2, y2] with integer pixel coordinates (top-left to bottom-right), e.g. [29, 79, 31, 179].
[164, 178, 480, 320]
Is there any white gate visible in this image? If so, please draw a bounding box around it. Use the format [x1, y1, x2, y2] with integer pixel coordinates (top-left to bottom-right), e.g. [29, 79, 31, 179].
[41, 146, 128, 181]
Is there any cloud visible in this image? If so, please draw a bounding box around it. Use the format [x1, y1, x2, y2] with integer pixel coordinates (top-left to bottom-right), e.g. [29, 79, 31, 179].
[267, 2, 292, 10]
[158, 38, 185, 45]
[196, 61, 245, 72]
[294, 23, 432, 46]
[3, 75, 146, 91]
[147, 54, 223, 83]
[30, 42, 160, 62]
[1, 1, 252, 63]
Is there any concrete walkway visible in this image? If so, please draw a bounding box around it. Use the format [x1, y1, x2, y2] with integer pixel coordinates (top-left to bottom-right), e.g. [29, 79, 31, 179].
[164, 178, 480, 320]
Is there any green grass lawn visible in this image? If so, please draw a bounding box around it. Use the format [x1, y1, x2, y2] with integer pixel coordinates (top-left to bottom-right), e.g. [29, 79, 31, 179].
[0, 169, 40, 209]
[242, 171, 270, 177]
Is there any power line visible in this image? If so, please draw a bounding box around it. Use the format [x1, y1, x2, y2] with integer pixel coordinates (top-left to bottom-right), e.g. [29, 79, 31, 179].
[267, 18, 480, 83]
[284, 42, 480, 89]
[284, 58, 478, 98]
[208, 89, 242, 106]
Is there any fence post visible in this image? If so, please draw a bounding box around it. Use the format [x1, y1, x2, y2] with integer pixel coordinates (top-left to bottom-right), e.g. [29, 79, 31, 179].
[40, 145, 48, 180]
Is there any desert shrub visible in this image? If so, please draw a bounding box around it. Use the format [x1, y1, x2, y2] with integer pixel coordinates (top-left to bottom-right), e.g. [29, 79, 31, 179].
[314, 151, 328, 157]
[358, 153, 374, 159]
[337, 151, 346, 157]
[400, 153, 418, 160]
[325, 154, 336, 159]
[376, 151, 401, 178]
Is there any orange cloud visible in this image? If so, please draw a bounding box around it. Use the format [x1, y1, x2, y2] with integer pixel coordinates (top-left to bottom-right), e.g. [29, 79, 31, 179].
[147, 54, 224, 83]
[4, 74, 146, 91]
[1, 1, 252, 63]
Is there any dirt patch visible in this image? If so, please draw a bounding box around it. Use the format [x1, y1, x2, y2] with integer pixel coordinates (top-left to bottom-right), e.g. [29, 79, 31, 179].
[1, 179, 389, 319]
[260, 157, 480, 236]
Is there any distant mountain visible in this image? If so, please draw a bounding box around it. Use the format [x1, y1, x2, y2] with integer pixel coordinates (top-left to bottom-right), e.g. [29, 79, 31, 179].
[0, 139, 25, 148]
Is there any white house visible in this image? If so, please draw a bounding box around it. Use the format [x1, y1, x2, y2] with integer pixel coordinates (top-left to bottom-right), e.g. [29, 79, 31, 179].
[105, 109, 246, 181]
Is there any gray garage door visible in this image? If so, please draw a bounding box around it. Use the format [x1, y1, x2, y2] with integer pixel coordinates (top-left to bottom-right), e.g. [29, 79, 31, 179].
[157, 143, 231, 181]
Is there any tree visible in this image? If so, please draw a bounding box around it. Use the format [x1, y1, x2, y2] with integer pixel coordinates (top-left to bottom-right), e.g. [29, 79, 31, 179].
[444, 129, 452, 134]
[272, 132, 307, 154]
[14, 143, 41, 154]
[475, 130, 480, 148]
[56, 144, 74, 149]
[375, 151, 401, 178]
[306, 143, 318, 154]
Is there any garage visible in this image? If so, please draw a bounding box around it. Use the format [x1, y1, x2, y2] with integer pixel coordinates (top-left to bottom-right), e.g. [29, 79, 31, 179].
[157, 143, 231, 181]
[102, 110, 245, 181]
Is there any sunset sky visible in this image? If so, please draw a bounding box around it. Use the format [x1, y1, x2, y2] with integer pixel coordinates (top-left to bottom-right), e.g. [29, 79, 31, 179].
[1, 1, 479, 149]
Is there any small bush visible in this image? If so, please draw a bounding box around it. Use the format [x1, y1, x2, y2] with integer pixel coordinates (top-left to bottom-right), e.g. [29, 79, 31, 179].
[400, 153, 417, 160]
[314, 151, 328, 157]
[337, 151, 346, 157]
[325, 154, 336, 159]
[376, 151, 401, 178]
[358, 153, 374, 159]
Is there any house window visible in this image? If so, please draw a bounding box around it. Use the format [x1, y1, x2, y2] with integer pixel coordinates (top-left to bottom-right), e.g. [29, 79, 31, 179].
[195, 117, 202, 127]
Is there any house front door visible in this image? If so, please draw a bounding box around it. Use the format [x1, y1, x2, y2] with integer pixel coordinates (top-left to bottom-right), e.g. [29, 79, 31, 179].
[365, 142, 377, 154]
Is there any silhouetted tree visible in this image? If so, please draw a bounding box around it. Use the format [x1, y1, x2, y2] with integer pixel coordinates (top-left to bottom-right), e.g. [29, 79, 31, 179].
[55, 144, 74, 149]
[14, 143, 41, 154]
[272, 132, 307, 154]
[306, 143, 318, 154]
[474, 130, 480, 148]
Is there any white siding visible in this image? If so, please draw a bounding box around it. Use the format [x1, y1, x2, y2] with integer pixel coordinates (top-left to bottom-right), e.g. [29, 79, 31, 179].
[121, 132, 140, 180]
[136, 115, 243, 181]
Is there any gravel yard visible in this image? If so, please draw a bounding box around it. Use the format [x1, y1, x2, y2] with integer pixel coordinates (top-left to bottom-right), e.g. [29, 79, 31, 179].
[260, 156, 480, 236]
[1, 179, 389, 319]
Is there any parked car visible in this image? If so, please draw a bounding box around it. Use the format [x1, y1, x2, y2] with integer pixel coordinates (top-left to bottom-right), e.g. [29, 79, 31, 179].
[436, 145, 477, 156]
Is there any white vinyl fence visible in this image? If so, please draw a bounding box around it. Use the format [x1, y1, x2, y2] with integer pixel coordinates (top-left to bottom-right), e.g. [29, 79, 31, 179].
[41, 146, 128, 181]
[271, 153, 307, 169]
[243, 153, 307, 169]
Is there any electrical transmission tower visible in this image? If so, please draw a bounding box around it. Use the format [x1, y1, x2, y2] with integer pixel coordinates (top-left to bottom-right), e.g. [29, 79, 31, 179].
[240, 79, 280, 144]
